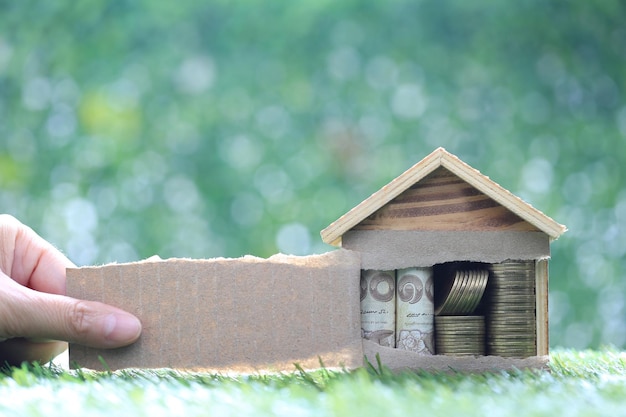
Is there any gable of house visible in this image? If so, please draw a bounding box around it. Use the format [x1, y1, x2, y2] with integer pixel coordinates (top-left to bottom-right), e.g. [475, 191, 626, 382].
[321, 148, 566, 247]
[352, 166, 540, 233]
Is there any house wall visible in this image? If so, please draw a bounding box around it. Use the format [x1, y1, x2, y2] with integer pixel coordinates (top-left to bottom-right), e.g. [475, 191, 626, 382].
[342, 230, 550, 270]
[68, 250, 363, 372]
[67, 246, 550, 371]
[536, 259, 549, 355]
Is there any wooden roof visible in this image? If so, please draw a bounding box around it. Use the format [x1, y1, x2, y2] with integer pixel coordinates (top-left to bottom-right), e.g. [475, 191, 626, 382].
[320, 147, 567, 246]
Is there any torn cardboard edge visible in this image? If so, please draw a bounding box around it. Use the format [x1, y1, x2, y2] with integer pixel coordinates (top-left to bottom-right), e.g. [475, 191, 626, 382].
[68, 249, 549, 374]
[68, 250, 364, 373]
[70, 341, 550, 375]
[343, 230, 551, 269]
[362, 340, 550, 373]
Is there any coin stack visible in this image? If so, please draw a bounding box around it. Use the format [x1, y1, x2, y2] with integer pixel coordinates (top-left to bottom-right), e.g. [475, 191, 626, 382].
[434, 268, 488, 356]
[435, 316, 486, 356]
[435, 270, 489, 316]
[486, 261, 536, 357]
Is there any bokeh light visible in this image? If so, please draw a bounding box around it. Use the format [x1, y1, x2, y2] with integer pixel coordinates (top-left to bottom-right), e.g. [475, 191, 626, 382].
[1, 1, 625, 350]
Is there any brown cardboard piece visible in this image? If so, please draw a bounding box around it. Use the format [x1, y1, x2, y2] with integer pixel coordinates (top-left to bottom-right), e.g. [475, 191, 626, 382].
[69, 248, 551, 374]
[68, 249, 363, 373]
[362, 340, 549, 373]
[343, 230, 550, 270]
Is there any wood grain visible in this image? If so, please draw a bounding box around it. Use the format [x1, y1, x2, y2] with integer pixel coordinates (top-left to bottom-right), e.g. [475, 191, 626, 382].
[353, 167, 540, 232]
[535, 259, 549, 356]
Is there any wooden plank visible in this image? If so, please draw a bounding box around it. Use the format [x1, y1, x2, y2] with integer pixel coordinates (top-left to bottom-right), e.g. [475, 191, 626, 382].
[353, 167, 540, 232]
[321, 148, 566, 246]
[535, 259, 549, 356]
[441, 154, 567, 240]
[321, 149, 443, 246]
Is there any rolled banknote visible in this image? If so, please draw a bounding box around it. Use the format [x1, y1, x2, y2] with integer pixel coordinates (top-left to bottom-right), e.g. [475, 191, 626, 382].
[396, 267, 434, 354]
[360, 269, 396, 348]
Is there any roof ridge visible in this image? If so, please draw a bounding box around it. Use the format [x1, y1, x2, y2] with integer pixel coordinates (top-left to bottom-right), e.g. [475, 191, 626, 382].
[320, 148, 566, 246]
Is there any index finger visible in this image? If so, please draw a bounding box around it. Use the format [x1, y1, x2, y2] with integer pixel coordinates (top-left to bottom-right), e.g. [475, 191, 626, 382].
[0, 214, 75, 295]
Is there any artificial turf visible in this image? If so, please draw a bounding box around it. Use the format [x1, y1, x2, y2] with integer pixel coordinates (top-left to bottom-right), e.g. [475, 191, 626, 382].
[1, 349, 625, 417]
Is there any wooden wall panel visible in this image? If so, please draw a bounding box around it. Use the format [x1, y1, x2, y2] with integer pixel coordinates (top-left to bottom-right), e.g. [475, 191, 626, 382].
[353, 167, 540, 233]
[535, 259, 549, 355]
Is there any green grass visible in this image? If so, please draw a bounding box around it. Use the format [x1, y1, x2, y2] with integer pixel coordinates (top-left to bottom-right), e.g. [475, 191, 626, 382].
[2, 349, 626, 416]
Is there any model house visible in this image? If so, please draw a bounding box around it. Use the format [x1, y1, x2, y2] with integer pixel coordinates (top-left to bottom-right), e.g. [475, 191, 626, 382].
[321, 147, 566, 357]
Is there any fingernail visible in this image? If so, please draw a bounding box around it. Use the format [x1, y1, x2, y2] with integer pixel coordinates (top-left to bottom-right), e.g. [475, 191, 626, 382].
[102, 313, 142, 344]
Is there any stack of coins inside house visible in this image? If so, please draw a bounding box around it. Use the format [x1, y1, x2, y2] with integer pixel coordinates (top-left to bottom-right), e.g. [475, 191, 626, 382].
[434, 265, 489, 356]
[486, 261, 537, 357]
[434, 315, 485, 356]
[433, 261, 537, 358]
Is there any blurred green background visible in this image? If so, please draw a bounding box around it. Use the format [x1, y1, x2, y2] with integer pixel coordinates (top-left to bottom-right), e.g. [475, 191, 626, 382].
[1, 1, 624, 350]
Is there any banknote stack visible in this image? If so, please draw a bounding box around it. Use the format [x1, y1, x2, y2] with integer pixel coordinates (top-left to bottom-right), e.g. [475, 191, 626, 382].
[360, 270, 396, 348]
[434, 268, 489, 356]
[434, 316, 486, 356]
[396, 267, 435, 355]
[486, 261, 536, 357]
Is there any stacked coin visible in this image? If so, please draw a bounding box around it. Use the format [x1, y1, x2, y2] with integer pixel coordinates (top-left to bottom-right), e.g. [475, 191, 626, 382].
[435, 270, 489, 315]
[435, 316, 485, 356]
[486, 262, 536, 357]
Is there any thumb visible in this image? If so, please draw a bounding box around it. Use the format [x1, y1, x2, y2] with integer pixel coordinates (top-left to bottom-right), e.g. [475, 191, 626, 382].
[1, 275, 142, 348]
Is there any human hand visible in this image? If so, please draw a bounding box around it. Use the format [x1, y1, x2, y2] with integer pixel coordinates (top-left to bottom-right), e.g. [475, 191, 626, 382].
[0, 214, 142, 366]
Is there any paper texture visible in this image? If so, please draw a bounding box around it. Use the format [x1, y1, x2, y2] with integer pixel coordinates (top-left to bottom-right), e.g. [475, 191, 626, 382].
[343, 230, 550, 269]
[396, 267, 434, 354]
[68, 248, 548, 374]
[68, 249, 363, 373]
[362, 340, 549, 373]
[360, 270, 396, 347]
